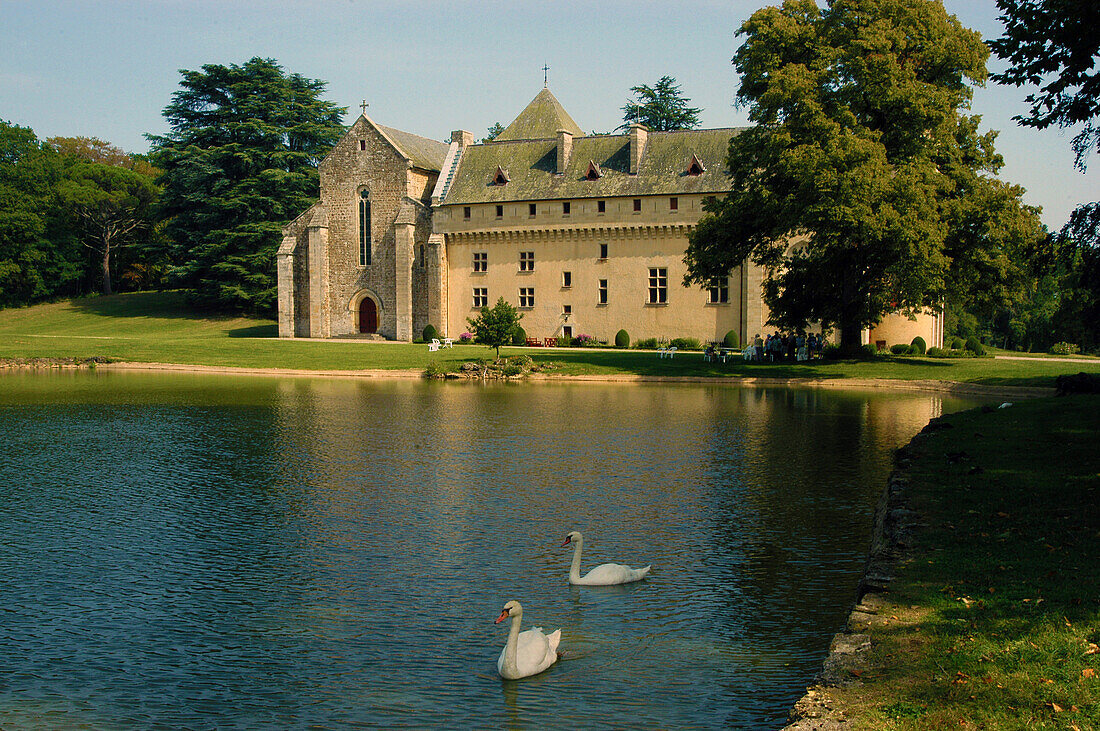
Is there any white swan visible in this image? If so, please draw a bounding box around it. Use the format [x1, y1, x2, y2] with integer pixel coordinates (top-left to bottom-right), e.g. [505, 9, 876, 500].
[494, 600, 561, 680]
[562, 530, 651, 585]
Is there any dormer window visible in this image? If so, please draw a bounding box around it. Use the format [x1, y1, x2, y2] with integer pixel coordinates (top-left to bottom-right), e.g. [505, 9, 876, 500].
[687, 154, 706, 176]
[584, 160, 603, 181]
[492, 166, 511, 186]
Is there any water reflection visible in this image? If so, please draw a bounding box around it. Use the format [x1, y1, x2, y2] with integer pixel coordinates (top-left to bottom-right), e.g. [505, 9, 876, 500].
[0, 371, 983, 728]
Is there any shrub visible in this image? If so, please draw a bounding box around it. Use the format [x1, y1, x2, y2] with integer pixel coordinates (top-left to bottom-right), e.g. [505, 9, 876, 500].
[670, 337, 702, 351]
[950, 336, 964, 349]
[615, 329, 630, 348]
[636, 337, 658, 349]
[424, 362, 447, 379]
[926, 346, 946, 357]
[822, 343, 842, 359]
[861, 343, 879, 358]
[575, 333, 601, 347]
[555, 335, 571, 347]
[511, 325, 526, 346]
[1051, 341, 1080, 355]
[501, 364, 522, 376]
[965, 336, 985, 356]
[423, 324, 438, 342]
[910, 336, 927, 354]
[890, 343, 910, 355]
[459, 331, 474, 343]
[723, 330, 740, 348]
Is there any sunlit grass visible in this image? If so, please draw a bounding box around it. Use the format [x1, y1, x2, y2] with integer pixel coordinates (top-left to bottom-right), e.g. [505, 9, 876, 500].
[0, 292, 1099, 387]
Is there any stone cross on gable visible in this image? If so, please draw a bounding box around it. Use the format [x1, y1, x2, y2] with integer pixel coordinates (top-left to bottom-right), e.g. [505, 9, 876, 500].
[542, 64, 550, 87]
[360, 100, 368, 116]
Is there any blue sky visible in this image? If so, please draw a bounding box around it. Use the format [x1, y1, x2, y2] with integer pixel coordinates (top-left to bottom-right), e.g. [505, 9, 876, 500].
[2, 0, 1096, 229]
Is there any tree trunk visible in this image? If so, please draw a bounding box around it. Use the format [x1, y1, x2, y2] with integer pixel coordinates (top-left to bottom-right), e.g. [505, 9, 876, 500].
[101, 240, 113, 296]
[839, 321, 863, 356]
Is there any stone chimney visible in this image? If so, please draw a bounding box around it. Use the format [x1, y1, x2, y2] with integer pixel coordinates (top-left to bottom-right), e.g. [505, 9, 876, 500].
[451, 130, 474, 147]
[629, 123, 648, 175]
[556, 129, 573, 175]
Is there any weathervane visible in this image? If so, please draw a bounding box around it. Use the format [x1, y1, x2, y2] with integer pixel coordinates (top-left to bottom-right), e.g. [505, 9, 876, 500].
[542, 64, 550, 88]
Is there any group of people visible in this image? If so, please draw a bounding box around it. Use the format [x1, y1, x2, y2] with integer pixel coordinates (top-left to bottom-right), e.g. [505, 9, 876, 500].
[748, 332, 824, 362]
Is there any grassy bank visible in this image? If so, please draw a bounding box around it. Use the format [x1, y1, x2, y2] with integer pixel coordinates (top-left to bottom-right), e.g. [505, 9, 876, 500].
[1, 292, 1099, 388]
[801, 395, 1100, 729]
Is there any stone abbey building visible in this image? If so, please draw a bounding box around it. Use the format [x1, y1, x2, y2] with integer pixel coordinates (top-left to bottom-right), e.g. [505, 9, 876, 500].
[277, 88, 942, 348]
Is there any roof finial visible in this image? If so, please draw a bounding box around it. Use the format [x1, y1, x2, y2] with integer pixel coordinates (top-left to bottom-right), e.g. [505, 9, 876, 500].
[360, 99, 369, 116]
[542, 64, 550, 88]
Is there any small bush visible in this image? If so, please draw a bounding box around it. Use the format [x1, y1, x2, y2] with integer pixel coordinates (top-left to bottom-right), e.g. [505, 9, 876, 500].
[965, 336, 985, 356]
[615, 329, 630, 348]
[459, 331, 474, 343]
[511, 326, 526, 346]
[555, 335, 571, 347]
[910, 336, 927, 354]
[822, 343, 842, 359]
[636, 337, 658, 349]
[1050, 341, 1080, 355]
[890, 343, 910, 355]
[423, 324, 438, 342]
[501, 364, 522, 376]
[723, 330, 740, 348]
[575, 333, 601, 347]
[950, 336, 964, 349]
[424, 362, 447, 379]
[861, 343, 879, 358]
[927, 346, 975, 358]
[670, 337, 702, 351]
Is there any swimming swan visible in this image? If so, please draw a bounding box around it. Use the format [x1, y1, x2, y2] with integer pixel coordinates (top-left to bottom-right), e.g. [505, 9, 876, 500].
[494, 600, 562, 680]
[562, 530, 651, 586]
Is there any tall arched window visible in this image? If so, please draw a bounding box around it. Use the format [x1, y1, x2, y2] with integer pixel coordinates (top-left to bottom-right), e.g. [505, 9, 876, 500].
[358, 190, 371, 266]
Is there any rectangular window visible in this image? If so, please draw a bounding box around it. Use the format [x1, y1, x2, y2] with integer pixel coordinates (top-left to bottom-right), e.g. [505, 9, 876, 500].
[633, 198, 642, 212]
[358, 192, 371, 266]
[562, 201, 570, 215]
[598, 279, 608, 305]
[562, 271, 572, 288]
[670, 197, 678, 211]
[597, 200, 606, 213]
[359, 140, 366, 151]
[529, 203, 537, 217]
[419, 244, 425, 267]
[473, 287, 488, 308]
[708, 278, 729, 304]
[519, 287, 535, 308]
[563, 304, 572, 315]
[519, 251, 534, 272]
[496, 204, 503, 218]
[648, 267, 667, 304]
[599, 243, 608, 260]
[463, 206, 471, 219]
[472, 251, 487, 272]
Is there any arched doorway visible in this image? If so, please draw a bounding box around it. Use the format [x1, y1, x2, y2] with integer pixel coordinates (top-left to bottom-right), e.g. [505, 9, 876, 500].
[358, 298, 378, 334]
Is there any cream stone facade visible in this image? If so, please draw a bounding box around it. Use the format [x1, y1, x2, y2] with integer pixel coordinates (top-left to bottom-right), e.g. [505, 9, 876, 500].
[278, 88, 942, 349]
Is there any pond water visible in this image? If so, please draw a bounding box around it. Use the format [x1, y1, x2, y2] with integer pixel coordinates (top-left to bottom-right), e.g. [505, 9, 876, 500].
[0, 371, 987, 729]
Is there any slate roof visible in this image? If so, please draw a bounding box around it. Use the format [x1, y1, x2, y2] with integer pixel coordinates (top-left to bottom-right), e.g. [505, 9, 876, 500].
[377, 122, 448, 172]
[443, 127, 740, 204]
[494, 88, 585, 141]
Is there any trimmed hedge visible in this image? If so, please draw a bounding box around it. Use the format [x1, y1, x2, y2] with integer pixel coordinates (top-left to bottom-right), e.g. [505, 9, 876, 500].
[910, 336, 927, 354]
[511, 326, 526, 346]
[615, 329, 630, 348]
[965, 336, 985, 356]
[723, 330, 740, 348]
[423, 324, 438, 342]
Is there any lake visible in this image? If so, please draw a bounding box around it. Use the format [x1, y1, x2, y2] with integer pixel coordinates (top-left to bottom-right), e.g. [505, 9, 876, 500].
[0, 370, 987, 728]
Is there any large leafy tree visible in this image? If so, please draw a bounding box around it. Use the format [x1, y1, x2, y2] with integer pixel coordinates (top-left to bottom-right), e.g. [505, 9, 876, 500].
[619, 76, 702, 132]
[685, 0, 1041, 352]
[467, 297, 522, 358]
[990, 0, 1100, 352]
[149, 57, 344, 314]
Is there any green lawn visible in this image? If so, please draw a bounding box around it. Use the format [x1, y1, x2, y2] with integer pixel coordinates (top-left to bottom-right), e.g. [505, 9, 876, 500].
[1, 292, 1098, 387]
[816, 395, 1100, 729]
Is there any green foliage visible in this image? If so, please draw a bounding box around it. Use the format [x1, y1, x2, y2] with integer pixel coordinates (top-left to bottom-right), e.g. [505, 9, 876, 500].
[466, 297, 522, 357]
[685, 0, 1042, 354]
[862, 344, 880, 359]
[423, 361, 447, 379]
[481, 122, 505, 143]
[965, 336, 986, 355]
[149, 57, 345, 315]
[910, 336, 927, 354]
[555, 334, 571, 347]
[1050, 341, 1080, 355]
[723, 330, 739, 348]
[510, 325, 526, 346]
[891, 343, 911, 355]
[423, 324, 438, 342]
[635, 337, 658, 349]
[950, 336, 965, 349]
[614, 329, 630, 348]
[501, 364, 522, 377]
[619, 76, 701, 132]
[670, 337, 702, 351]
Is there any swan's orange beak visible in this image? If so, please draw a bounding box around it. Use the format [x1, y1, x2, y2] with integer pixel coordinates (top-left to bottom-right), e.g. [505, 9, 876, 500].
[495, 609, 509, 624]
[560, 536, 572, 547]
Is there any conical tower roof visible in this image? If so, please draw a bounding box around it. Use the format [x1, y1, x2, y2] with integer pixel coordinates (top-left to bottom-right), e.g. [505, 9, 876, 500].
[495, 87, 585, 141]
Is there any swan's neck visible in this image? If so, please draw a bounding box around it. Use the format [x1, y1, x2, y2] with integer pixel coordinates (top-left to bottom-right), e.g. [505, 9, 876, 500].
[503, 611, 522, 675]
[569, 535, 584, 582]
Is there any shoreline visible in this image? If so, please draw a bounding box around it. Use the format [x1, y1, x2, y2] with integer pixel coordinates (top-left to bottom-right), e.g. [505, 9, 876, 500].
[0, 357, 1056, 399]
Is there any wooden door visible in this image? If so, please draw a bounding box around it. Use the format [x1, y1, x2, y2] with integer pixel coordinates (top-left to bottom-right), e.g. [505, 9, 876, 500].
[359, 298, 377, 333]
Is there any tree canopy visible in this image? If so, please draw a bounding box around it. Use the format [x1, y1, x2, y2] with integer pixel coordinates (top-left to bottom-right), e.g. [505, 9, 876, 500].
[148, 57, 345, 314]
[467, 297, 522, 357]
[685, 0, 1042, 352]
[619, 76, 702, 132]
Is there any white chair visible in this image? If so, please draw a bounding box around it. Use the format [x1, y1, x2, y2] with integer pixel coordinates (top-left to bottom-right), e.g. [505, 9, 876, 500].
[428, 338, 441, 352]
[442, 338, 454, 348]
[742, 347, 754, 361]
[657, 345, 668, 358]
[664, 346, 677, 359]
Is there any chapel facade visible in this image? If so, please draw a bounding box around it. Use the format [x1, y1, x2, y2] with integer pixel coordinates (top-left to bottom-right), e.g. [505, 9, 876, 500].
[277, 88, 942, 348]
